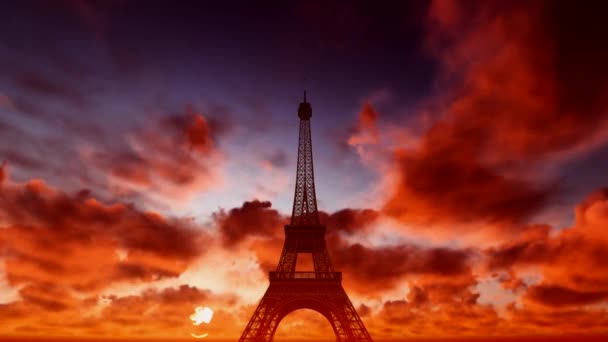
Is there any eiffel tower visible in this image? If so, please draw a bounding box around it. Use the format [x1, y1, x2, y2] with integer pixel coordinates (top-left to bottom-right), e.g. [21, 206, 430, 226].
[239, 93, 373, 342]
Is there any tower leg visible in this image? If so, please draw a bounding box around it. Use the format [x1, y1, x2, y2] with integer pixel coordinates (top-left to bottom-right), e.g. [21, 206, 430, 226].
[240, 289, 275, 342]
[332, 289, 373, 342]
[239, 285, 373, 342]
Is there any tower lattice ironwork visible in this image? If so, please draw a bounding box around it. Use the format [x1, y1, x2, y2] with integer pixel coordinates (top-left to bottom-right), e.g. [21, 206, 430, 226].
[239, 93, 373, 342]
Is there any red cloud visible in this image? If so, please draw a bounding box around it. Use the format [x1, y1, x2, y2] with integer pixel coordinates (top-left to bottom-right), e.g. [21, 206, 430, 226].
[0, 160, 6, 184]
[162, 107, 218, 154]
[383, 0, 608, 232]
[384, 142, 553, 226]
[87, 107, 226, 201]
[348, 103, 380, 147]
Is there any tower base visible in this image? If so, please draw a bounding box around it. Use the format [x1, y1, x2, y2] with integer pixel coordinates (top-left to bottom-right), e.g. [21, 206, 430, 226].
[239, 272, 373, 342]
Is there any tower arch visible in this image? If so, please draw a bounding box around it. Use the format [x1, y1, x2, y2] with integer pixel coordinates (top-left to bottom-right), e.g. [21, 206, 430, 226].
[271, 298, 339, 340]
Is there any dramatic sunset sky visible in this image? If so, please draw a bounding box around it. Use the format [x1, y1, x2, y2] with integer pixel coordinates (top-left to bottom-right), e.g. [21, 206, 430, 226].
[1, 0, 608, 340]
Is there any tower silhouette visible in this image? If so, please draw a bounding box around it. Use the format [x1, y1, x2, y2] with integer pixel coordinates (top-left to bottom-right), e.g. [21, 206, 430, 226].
[239, 93, 373, 342]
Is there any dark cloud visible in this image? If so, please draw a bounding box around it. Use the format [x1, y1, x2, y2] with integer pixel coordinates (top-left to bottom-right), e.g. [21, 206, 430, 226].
[214, 203, 380, 248]
[320, 208, 379, 235]
[331, 241, 473, 292]
[212, 202, 382, 274]
[526, 285, 608, 308]
[263, 150, 289, 169]
[214, 200, 286, 247]
[485, 224, 553, 269]
[0, 150, 44, 172]
[357, 303, 372, 317]
[107, 284, 210, 309]
[13, 71, 86, 106]
[377, 300, 413, 326]
[552, 2, 608, 123]
[407, 286, 429, 306]
[17, 283, 77, 312]
[212, 200, 471, 293]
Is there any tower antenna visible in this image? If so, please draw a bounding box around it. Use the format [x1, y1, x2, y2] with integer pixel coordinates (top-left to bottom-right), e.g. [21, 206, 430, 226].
[303, 77, 308, 102]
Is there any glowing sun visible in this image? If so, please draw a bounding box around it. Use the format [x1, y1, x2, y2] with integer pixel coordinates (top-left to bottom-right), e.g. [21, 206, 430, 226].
[190, 306, 214, 339]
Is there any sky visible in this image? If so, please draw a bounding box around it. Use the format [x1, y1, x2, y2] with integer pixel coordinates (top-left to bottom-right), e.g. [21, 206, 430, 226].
[1, 0, 608, 340]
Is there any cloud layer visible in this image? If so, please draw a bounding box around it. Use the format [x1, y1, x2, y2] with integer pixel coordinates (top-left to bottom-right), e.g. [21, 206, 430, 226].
[2, 0, 608, 340]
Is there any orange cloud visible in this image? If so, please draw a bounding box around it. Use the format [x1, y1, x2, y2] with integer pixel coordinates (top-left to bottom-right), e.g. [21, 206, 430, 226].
[0, 179, 208, 309]
[3, 182, 608, 338]
[486, 188, 608, 309]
